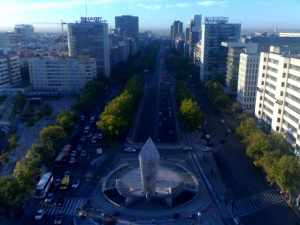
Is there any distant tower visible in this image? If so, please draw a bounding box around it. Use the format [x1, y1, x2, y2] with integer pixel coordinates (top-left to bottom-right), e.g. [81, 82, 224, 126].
[138, 138, 160, 200]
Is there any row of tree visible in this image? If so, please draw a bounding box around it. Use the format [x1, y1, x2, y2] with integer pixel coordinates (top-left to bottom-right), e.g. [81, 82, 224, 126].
[97, 76, 143, 140]
[165, 49, 197, 81]
[236, 116, 300, 200]
[0, 111, 78, 213]
[176, 81, 204, 131]
[74, 80, 107, 114]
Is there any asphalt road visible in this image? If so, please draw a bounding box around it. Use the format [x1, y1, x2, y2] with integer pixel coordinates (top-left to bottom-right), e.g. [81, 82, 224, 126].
[193, 84, 300, 225]
[133, 46, 178, 144]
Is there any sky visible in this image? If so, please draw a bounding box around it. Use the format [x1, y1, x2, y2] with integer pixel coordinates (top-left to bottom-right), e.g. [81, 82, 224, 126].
[0, 0, 300, 32]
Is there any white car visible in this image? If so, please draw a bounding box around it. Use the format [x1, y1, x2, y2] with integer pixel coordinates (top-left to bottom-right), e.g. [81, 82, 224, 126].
[124, 147, 136, 152]
[35, 209, 45, 220]
[72, 179, 80, 190]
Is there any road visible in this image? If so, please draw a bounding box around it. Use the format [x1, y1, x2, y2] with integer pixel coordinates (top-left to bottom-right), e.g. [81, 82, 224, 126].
[192, 84, 300, 225]
[133, 46, 178, 144]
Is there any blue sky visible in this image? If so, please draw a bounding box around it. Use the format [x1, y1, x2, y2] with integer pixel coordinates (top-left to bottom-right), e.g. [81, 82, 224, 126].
[1, 0, 299, 31]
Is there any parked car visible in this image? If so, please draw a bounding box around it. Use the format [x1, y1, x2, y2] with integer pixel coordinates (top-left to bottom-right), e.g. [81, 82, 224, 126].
[34, 209, 45, 220]
[72, 179, 81, 190]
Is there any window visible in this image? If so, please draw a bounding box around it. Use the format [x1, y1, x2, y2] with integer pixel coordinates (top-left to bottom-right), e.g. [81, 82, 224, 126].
[278, 109, 282, 114]
[283, 73, 286, 78]
[261, 81, 264, 85]
[284, 63, 288, 68]
[281, 82, 285, 87]
[276, 126, 280, 131]
[277, 118, 280, 122]
[280, 91, 283, 96]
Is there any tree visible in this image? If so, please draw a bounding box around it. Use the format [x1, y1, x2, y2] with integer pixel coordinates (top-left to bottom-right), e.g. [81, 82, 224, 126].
[180, 98, 204, 131]
[236, 117, 257, 139]
[39, 125, 66, 163]
[275, 155, 300, 198]
[56, 111, 77, 133]
[0, 177, 26, 209]
[269, 133, 290, 154]
[246, 131, 271, 159]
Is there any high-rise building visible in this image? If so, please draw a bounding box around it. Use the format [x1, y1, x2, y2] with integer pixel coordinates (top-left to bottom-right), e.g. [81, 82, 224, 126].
[0, 53, 22, 89]
[170, 20, 184, 43]
[115, 15, 139, 41]
[68, 17, 110, 77]
[187, 15, 202, 58]
[0, 33, 10, 49]
[237, 48, 260, 112]
[29, 57, 97, 94]
[200, 17, 241, 83]
[222, 42, 258, 94]
[255, 46, 300, 155]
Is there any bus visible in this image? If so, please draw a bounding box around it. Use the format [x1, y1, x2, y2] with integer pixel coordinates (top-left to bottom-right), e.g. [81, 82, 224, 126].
[60, 175, 70, 190]
[35, 172, 53, 199]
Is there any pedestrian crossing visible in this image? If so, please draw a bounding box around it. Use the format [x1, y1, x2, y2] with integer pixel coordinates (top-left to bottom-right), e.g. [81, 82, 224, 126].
[42, 198, 86, 216]
[232, 189, 285, 217]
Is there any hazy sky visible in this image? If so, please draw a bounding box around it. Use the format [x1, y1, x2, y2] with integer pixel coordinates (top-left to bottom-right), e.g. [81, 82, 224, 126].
[1, 0, 299, 31]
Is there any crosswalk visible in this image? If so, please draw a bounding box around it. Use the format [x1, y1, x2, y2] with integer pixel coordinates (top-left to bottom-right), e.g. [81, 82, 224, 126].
[232, 189, 285, 217]
[42, 198, 86, 216]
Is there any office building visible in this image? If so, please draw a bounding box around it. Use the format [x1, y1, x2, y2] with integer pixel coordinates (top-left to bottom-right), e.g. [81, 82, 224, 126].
[0, 53, 22, 89]
[115, 15, 139, 41]
[187, 15, 202, 58]
[237, 48, 260, 112]
[170, 20, 184, 44]
[222, 42, 258, 94]
[68, 17, 110, 77]
[200, 17, 241, 82]
[255, 46, 300, 155]
[29, 57, 97, 94]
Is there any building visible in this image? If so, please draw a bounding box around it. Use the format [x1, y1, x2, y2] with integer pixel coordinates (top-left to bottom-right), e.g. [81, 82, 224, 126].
[29, 57, 97, 94]
[200, 17, 241, 83]
[193, 41, 202, 66]
[222, 42, 258, 94]
[278, 32, 300, 38]
[0, 52, 22, 89]
[187, 15, 202, 58]
[68, 17, 110, 77]
[0, 33, 10, 49]
[14, 24, 34, 37]
[170, 20, 184, 45]
[237, 48, 260, 112]
[115, 15, 139, 41]
[255, 46, 300, 155]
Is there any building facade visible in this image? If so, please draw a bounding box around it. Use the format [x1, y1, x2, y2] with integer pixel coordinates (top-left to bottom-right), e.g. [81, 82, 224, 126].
[29, 57, 97, 94]
[0, 53, 22, 89]
[115, 15, 139, 41]
[170, 21, 184, 45]
[237, 49, 260, 112]
[200, 17, 241, 83]
[255, 46, 300, 155]
[222, 42, 258, 94]
[187, 15, 202, 58]
[68, 17, 110, 77]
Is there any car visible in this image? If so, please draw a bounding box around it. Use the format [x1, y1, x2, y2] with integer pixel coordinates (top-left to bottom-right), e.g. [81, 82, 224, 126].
[44, 193, 54, 204]
[123, 147, 136, 152]
[53, 216, 63, 225]
[183, 146, 193, 151]
[72, 179, 81, 190]
[34, 209, 45, 220]
[54, 178, 61, 187]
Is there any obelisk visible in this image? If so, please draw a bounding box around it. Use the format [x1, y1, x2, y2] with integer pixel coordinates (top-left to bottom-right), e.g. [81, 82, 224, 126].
[138, 138, 160, 200]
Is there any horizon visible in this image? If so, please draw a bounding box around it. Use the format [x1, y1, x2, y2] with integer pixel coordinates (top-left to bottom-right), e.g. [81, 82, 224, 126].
[1, 0, 300, 33]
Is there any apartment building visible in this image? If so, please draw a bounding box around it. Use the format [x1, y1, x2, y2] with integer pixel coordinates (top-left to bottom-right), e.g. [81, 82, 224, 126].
[29, 57, 97, 94]
[0, 53, 22, 88]
[237, 49, 260, 112]
[255, 46, 300, 155]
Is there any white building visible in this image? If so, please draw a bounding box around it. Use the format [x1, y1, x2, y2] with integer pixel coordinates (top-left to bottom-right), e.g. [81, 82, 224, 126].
[255, 46, 300, 155]
[0, 54, 22, 89]
[237, 48, 260, 112]
[29, 57, 97, 94]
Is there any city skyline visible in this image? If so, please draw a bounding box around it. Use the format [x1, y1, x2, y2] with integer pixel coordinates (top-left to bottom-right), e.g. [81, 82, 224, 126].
[1, 0, 300, 32]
